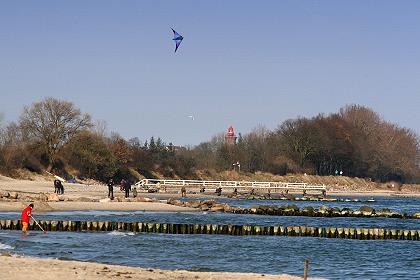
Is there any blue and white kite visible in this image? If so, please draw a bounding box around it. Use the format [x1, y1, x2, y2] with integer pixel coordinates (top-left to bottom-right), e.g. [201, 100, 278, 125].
[171, 28, 183, 53]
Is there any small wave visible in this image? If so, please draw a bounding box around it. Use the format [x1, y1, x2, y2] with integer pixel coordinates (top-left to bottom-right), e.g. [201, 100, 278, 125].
[0, 243, 14, 250]
[107, 231, 135, 236]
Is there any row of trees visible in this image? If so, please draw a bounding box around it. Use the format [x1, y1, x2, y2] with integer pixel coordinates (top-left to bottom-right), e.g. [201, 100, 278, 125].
[193, 105, 420, 182]
[0, 98, 195, 182]
[1, 98, 419, 183]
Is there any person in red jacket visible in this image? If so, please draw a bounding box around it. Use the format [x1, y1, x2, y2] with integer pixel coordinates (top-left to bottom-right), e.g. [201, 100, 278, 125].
[21, 203, 34, 234]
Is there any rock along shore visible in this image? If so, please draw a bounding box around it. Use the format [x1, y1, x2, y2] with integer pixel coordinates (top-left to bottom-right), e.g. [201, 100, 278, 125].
[167, 199, 420, 219]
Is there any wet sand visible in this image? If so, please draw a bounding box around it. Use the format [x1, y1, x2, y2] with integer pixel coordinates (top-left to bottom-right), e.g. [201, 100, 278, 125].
[0, 255, 323, 280]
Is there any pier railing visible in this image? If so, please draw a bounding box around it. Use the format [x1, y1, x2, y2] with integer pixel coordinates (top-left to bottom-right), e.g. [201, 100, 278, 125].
[135, 179, 327, 194]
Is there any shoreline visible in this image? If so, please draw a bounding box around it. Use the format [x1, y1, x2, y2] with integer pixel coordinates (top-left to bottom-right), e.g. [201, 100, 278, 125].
[327, 190, 420, 197]
[0, 255, 323, 280]
[0, 191, 419, 213]
[0, 201, 198, 213]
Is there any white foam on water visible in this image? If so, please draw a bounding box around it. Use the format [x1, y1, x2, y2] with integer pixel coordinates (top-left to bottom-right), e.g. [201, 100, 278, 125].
[0, 243, 14, 250]
[107, 231, 135, 236]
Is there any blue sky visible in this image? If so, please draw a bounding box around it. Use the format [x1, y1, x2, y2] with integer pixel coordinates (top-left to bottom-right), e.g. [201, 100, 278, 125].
[1, 1, 420, 145]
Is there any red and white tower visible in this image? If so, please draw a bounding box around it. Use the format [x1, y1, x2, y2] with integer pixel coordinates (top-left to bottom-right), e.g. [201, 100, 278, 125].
[225, 126, 237, 145]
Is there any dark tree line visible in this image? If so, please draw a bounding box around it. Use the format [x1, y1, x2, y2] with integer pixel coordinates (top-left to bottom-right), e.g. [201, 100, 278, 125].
[1, 99, 419, 183]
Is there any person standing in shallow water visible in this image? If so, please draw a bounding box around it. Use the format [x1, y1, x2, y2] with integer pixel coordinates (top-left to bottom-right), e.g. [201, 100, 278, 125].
[21, 203, 34, 235]
[107, 178, 114, 199]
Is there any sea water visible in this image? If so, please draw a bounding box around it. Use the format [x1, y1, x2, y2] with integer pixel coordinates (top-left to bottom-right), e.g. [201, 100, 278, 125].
[0, 230, 418, 279]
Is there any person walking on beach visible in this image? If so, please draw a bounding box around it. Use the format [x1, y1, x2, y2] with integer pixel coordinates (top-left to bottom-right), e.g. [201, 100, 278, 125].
[120, 179, 126, 192]
[124, 180, 131, 198]
[57, 180, 64, 194]
[132, 187, 137, 198]
[54, 179, 64, 194]
[107, 178, 114, 199]
[54, 179, 60, 193]
[21, 203, 34, 235]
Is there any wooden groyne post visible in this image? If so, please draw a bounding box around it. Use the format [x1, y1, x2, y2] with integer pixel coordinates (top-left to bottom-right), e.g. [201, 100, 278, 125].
[0, 220, 418, 241]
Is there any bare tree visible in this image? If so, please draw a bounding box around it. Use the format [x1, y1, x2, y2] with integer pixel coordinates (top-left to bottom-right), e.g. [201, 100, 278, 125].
[238, 125, 271, 172]
[92, 119, 108, 137]
[0, 113, 4, 145]
[0, 122, 32, 172]
[275, 118, 317, 169]
[19, 97, 92, 169]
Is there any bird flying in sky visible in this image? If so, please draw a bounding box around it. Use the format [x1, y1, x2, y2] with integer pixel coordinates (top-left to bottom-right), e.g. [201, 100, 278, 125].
[171, 28, 183, 53]
[188, 115, 195, 121]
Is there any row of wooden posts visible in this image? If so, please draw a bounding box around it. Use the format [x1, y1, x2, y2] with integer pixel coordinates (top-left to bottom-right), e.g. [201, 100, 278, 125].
[1, 219, 419, 241]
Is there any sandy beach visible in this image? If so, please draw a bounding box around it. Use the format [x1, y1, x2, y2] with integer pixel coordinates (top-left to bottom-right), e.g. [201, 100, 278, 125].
[0, 255, 323, 280]
[0, 176, 199, 213]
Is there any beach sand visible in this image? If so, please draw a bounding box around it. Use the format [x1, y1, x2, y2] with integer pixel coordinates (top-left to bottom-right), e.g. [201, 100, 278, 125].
[0, 255, 323, 280]
[0, 176, 199, 212]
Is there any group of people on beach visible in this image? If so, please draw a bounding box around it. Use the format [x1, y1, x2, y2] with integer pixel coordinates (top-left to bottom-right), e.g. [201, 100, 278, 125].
[107, 178, 137, 199]
[21, 178, 139, 234]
